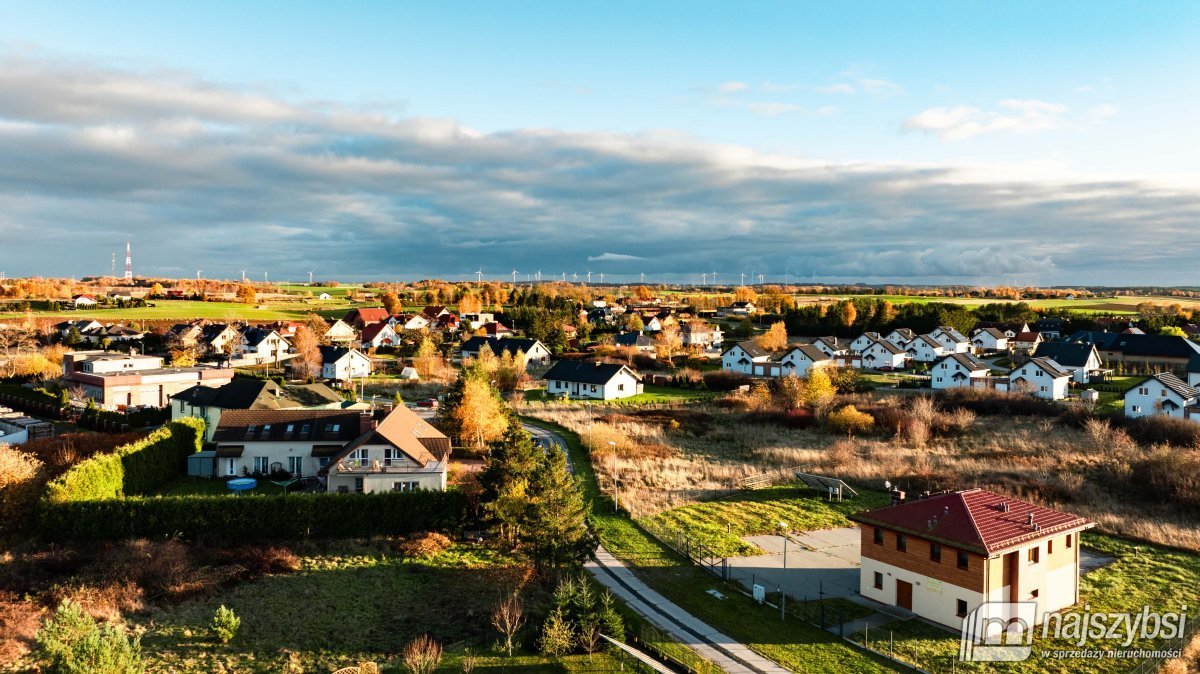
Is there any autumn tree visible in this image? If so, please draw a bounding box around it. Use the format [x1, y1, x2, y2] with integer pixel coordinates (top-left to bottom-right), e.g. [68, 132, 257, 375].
[458, 292, 483, 315]
[236, 283, 256, 305]
[491, 595, 526, 657]
[654, 324, 682, 360]
[381, 292, 403, 316]
[413, 337, 439, 377]
[452, 377, 510, 449]
[802, 367, 837, 416]
[734, 286, 758, 303]
[624, 313, 644, 332]
[838, 300, 857, 331]
[302, 313, 331, 345]
[755, 321, 788, 352]
[291, 325, 322, 379]
[632, 285, 654, 301]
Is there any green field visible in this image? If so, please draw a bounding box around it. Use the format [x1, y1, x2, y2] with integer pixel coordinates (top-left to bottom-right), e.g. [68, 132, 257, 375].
[136, 540, 644, 673]
[272, 283, 368, 297]
[638, 486, 892, 557]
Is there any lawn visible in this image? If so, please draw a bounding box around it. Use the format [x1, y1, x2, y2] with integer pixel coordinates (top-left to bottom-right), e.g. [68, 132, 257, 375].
[521, 416, 905, 674]
[846, 534, 1200, 673]
[135, 540, 646, 673]
[638, 486, 892, 557]
[523, 385, 716, 405]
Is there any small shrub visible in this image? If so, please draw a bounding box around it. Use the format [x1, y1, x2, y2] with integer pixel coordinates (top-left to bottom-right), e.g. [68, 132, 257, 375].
[1126, 415, 1200, 448]
[211, 605, 240, 644]
[401, 634, 442, 674]
[394, 532, 453, 559]
[35, 599, 143, 674]
[701, 370, 751, 392]
[225, 545, 301, 576]
[538, 608, 574, 657]
[826, 405, 874, 436]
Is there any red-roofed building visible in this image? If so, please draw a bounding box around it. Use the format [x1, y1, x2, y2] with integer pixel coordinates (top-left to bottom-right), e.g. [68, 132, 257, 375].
[849, 489, 1093, 628]
[343, 307, 391, 329]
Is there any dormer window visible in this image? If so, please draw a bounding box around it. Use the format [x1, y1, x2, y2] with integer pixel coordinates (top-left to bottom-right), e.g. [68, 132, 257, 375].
[244, 426, 256, 439]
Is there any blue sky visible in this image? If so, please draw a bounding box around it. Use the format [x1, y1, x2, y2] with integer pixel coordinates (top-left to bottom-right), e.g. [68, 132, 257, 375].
[1, 2, 1198, 283]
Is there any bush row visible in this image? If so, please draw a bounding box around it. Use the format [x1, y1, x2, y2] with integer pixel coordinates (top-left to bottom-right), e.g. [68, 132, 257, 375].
[42, 417, 205, 503]
[38, 489, 470, 540]
[77, 405, 171, 431]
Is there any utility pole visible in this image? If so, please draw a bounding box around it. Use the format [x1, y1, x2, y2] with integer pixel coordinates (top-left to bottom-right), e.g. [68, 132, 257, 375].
[609, 441, 618, 512]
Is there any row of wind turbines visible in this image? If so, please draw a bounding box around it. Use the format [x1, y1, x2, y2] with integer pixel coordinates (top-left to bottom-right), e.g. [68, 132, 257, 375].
[473, 269, 784, 286]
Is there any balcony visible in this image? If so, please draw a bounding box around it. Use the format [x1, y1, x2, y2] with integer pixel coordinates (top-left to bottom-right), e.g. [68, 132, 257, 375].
[332, 459, 416, 474]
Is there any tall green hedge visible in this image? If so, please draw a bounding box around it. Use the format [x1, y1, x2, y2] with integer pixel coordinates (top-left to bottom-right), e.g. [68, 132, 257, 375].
[42, 417, 205, 504]
[39, 490, 469, 540]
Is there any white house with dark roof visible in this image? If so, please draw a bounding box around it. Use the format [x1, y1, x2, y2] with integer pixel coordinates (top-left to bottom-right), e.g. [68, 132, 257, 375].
[850, 332, 882, 353]
[971, 327, 1009, 353]
[929, 326, 970, 353]
[543, 361, 643, 400]
[1033, 342, 1104, 383]
[1009, 357, 1071, 400]
[1124, 373, 1200, 421]
[931, 353, 991, 390]
[319, 346, 372, 382]
[907, 335, 949, 363]
[721, 341, 771, 374]
[883, 328, 915, 350]
[861, 338, 907, 370]
[1012, 331, 1044, 353]
[779, 344, 833, 378]
[811, 336, 847, 358]
[237, 327, 290, 364]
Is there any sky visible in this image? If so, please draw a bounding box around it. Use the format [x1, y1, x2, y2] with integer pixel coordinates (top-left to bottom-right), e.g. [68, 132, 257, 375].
[0, 1, 1198, 285]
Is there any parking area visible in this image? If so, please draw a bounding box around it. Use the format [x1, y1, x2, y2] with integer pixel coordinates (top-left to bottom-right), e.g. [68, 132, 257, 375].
[725, 526, 862, 600]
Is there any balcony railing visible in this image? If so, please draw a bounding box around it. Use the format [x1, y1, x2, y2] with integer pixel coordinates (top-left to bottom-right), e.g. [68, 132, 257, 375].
[333, 459, 417, 474]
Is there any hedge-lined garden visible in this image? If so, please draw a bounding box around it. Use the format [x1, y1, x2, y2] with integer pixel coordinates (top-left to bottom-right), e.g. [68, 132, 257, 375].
[39, 490, 470, 540]
[42, 417, 205, 503]
[38, 415, 472, 541]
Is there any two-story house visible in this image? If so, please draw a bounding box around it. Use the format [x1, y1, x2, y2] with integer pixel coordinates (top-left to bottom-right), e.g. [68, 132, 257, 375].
[861, 338, 907, 370]
[319, 346, 372, 382]
[1032, 342, 1104, 384]
[907, 335, 949, 363]
[721, 341, 772, 375]
[929, 326, 970, 354]
[931, 353, 990, 390]
[850, 489, 1093, 629]
[971, 327, 1009, 353]
[779, 344, 833, 378]
[1008, 357, 1071, 400]
[1123, 373, 1199, 421]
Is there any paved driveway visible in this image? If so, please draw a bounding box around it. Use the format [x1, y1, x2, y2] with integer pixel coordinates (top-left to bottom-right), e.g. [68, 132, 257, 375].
[725, 527, 862, 601]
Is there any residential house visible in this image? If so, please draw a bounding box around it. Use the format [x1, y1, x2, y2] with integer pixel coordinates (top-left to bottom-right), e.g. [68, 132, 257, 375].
[324, 319, 358, 344]
[480, 321, 513, 338]
[462, 312, 495, 330]
[850, 332, 882, 353]
[1032, 342, 1104, 383]
[931, 353, 990, 390]
[1009, 357, 1071, 400]
[360, 322, 400, 349]
[929, 326, 970, 354]
[976, 321, 1030, 340]
[317, 292, 333, 300]
[543, 361, 643, 400]
[716, 301, 757, 317]
[680, 321, 724, 350]
[779, 344, 833, 378]
[811, 336, 847, 358]
[461, 336, 551, 368]
[1011, 331, 1044, 353]
[614, 331, 656, 354]
[62, 351, 234, 409]
[1123, 373, 1199, 421]
[721, 341, 771, 375]
[850, 489, 1093, 630]
[171, 378, 349, 441]
[200, 324, 241, 357]
[1065, 331, 1200, 371]
[883, 328, 916, 349]
[433, 313, 461, 331]
[422, 305, 451, 320]
[55, 319, 106, 342]
[343, 307, 391, 329]
[971, 327, 1009, 353]
[388, 313, 430, 331]
[907, 335, 948, 363]
[861, 338, 907, 370]
[1032, 317, 1067, 340]
[72, 295, 97, 307]
[318, 346, 372, 382]
[642, 311, 676, 333]
[166, 321, 204, 347]
[325, 406, 451, 493]
[237, 327, 290, 364]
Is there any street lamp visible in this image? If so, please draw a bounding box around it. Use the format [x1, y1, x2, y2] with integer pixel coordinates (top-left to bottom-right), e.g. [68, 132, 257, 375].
[779, 520, 789, 621]
[609, 441, 619, 512]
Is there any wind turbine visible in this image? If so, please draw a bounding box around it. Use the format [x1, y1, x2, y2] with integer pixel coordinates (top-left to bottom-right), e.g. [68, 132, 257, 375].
[561, 272, 566, 282]
[264, 272, 269, 283]
[510, 269, 519, 283]
[240, 270, 247, 282]
[640, 271, 645, 283]
[701, 272, 707, 285]
[599, 271, 604, 284]
[740, 273, 746, 286]
[196, 270, 203, 280]
[475, 269, 483, 283]
[535, 270, 542, 282]
[586, 271, 592, 284]
[572, 272, 578, 282]
[308, 271, 314, 284]
[711, 271, 718, 286]
[758, 273, 765, 284]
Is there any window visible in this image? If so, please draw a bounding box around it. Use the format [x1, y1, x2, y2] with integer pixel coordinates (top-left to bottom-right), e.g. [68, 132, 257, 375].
[618, 383, 624, 391]
[392, 481, 420, 492]
[384, 447, 401, 466]
[226, 458, 236, 476]
[873, 527, 883, 545]
[1048, 539, 1053, 554]
[873, 572, 883, 590]
[318, 457, 330, 469]
[590, 385, 597, 392]
[1030, 589, 1039, 598]
[350, 448, 369, 466]
[956, 599, 969, 618]
[1138, 387, 1148, 395]
[1028, 546, 1040, 564]
[288, 456, 303, 476]
[244, 426, 256, 439]
[253, 457, 269, 474]
[284, 424, 295, 439]
[957, 550, 969, 570]
[930, 543, 942, 562]
[1066, 534, 1073, 549]
[299, 423, 312, 439]
[896, 534, 907, 552]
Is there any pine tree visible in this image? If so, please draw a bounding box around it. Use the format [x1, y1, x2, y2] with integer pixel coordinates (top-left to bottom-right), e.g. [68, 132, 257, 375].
[523, 445, 596, 579]
[479, 425, 541, 546]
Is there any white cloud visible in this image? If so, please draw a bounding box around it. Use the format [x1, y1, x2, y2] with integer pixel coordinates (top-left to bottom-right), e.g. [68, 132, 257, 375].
[588, 252, 646, 262]
[904, 98, 1072, 140]
[718, 81, 749, 93]
[816, 83, 856, 95]
[745, 102, 804, 117]
[859, 78, 905, 96]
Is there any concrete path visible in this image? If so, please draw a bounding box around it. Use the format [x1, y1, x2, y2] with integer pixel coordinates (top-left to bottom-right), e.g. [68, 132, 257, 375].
[587, 546, 792, 674]
[726, 527, 862, 601]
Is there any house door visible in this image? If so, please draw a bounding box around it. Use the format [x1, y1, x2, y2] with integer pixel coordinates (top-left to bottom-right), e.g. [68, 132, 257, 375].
[288, 456, 303, 477]
[896, 580, 913, 610]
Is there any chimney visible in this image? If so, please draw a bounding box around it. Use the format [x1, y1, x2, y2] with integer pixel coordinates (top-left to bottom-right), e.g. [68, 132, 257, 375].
[998, 501, 1009, 512]
[1027, 513, 1035, 527]
[359, 411, 375, 435]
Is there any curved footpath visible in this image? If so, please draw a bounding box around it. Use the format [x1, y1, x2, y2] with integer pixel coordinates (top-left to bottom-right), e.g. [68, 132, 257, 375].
[524, 424, 792, 674]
